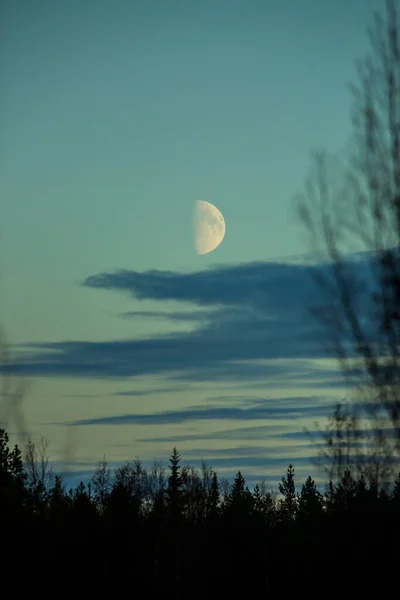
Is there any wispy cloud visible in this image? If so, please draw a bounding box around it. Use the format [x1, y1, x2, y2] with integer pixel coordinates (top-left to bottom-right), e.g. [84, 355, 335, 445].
[59, 394, 336, 427]
[118, 310, 210, 322]
[0, 254, 380, 383]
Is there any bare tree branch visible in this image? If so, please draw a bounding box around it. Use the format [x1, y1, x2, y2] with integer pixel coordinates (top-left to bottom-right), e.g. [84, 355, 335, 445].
[296, 0, 400, 483]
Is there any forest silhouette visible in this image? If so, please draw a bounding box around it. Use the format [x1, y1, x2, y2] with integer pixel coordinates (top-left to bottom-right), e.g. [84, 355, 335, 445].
[1, 425, 399, 596]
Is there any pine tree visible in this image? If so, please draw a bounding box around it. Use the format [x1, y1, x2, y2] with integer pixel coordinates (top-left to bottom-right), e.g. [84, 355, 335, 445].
[166, 447, 182, 599]
[0, 428, 28, 576]
[227, 471, 253, 519]
[0, 429, 26, 485]
[336, 468, 357, 510]
[49, 474, 68, 510]
[253, 483, 262, 511]
[324, 480, 335, 515]
[279, 464, 297, 522]
[166, 446, 183, 518]
[298, 476, 323, 521]
[73, 481, 96, 517]
[231, 471, 245, 498]
[0, 428, 27, 515]
[253, 483, 274, 523]
[206, 470, 219, 522]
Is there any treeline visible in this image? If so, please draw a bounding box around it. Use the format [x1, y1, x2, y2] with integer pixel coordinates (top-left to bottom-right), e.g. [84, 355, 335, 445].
[1, 427, 399, 596]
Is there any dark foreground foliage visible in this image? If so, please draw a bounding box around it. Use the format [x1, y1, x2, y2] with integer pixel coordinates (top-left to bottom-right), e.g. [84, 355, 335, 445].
[1, 429, 399, 597]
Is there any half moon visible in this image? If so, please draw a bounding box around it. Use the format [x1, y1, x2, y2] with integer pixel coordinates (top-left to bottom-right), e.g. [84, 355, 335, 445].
[194, 200, 226, 255]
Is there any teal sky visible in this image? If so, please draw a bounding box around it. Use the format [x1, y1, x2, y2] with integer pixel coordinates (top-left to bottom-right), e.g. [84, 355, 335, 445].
[0, 0, 385, 490]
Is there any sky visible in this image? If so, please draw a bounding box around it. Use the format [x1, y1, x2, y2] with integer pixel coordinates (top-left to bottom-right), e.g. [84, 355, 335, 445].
[0, 0, 386, 492]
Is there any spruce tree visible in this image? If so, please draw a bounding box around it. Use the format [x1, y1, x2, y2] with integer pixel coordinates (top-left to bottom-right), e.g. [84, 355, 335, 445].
[298, 476, 323, 521]
[208, 470, 219, 520]
[166, 447, 183, 519]
[0, 428, 27, 515]
[279, 464, 297, 522]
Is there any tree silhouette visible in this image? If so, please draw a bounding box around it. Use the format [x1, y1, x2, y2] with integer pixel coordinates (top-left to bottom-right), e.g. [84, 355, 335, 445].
[296, 0, 400, 471]
[208, 470, 220, 520]
[91, 454, 111, 515]
[298, 475, 324, 521]
[166, 447, 183, 599]
[166, 446, 183, 519]
[0, 427, 398, 594]
[0, 428, 26, 505]
[278, 463, 297, 522]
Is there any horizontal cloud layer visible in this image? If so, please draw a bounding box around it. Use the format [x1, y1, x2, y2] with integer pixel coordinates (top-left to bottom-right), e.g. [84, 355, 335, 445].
[1, 252, 383, 383]
[59, 395, 336, 427]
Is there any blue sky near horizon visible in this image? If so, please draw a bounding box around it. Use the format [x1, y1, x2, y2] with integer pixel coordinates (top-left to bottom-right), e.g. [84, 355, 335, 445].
[0, 0, 386, 491]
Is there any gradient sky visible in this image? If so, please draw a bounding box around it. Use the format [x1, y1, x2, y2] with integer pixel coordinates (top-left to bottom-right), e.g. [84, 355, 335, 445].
[0, 0, 386, 491]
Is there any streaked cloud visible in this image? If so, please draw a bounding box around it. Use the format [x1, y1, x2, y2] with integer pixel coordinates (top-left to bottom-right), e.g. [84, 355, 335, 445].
[118, 310, 210, 322]
[1, 252, 381, 383]
[60, 394, 336, 427]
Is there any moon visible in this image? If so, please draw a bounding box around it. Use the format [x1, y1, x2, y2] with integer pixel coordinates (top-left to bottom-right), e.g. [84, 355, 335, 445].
[194, 200, 226, 255]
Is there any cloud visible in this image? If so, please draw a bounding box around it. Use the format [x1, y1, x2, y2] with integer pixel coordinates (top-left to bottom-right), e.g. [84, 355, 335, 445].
[113, 385, 187, 397]
[118, 310, 210, 322]
[58, 394, 336, 427]
[81, 254, 379, 316]
[135, 424, 287, 444]
[83, 261, 311, 307]
[63, 386, 191, 399]
[0, 252, 383, 382]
